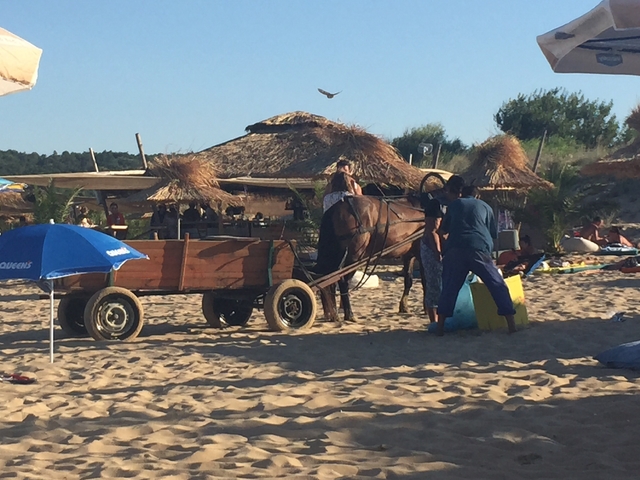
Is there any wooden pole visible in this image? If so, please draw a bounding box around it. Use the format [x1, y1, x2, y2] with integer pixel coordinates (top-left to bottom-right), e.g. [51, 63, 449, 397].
[135, 133, 149, 170]
[532, 129, 547, 174]
[431, 144, 442, 169]
[89, 148, 99, 172]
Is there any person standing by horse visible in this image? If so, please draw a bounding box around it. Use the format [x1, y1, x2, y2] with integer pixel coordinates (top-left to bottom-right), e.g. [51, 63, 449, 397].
[436, 178, 517, 335]
[420, 175, 465, 325]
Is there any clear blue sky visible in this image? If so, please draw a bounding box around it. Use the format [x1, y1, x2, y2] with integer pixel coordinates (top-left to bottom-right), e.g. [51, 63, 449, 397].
[2, 0, 640, 156]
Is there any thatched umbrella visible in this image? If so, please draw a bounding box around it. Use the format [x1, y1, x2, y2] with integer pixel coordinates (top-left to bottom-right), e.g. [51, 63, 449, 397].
[194, 111, 424, 189]
[463, 135, 553, 191]
[581, 105, 640, 179]
[463, 135, 553, 239]
[0, 191, 32, 217]
[122, 154, 241, 206]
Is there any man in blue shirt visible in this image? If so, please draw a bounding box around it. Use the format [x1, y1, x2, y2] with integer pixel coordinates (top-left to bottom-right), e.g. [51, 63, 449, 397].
[436, 178, 516, 336]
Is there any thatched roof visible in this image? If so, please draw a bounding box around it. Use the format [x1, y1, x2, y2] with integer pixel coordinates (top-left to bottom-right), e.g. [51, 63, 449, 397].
[463, 135, 553, 190]
[581, 104, 640, 179]
[194, 111, 424, 189]
[0, 192, 32, 215]
[122, 154, 240, 206]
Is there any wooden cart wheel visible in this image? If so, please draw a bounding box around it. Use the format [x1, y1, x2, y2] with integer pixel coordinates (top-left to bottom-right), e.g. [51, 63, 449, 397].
[201, 292, 253, 328]
[83, 287, 144, 341]
[264, 279, 317, 332]
[58, 295, 90, 337]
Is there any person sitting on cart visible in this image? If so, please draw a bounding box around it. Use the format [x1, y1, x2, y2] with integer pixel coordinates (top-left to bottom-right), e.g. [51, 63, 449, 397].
[324, 159, 362, 197]
[323, 171, 361, 212]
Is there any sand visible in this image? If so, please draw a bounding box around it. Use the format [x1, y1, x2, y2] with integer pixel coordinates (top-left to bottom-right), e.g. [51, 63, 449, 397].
[2, 268, 640, 479]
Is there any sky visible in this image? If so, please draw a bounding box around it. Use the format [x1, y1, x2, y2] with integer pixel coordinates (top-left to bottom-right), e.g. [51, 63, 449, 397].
[2, 0, 640, 157]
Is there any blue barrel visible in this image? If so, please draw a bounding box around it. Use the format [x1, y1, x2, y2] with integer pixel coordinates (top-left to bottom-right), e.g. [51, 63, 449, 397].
[427, 276, 478, 333]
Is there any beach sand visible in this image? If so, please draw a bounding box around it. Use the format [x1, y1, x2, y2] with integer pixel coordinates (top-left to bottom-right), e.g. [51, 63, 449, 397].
[2, 268, 640, 479]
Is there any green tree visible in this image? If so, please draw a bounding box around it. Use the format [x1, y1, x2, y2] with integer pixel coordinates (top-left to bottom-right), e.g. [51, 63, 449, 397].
[391, 123, 467, 167]
[32, 181, 82, 225]
[494, 88, 621, 149]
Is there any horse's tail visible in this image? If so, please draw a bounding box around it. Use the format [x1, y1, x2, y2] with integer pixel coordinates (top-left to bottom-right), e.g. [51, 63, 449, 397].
[314, 204, 347, 275]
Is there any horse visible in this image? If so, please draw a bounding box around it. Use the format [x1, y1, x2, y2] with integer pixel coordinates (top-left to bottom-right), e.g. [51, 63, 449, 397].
[313, 194, 426, 322]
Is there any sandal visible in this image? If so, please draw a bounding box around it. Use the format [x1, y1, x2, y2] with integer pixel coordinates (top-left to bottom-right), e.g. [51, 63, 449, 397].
[1, 373, 36, 385]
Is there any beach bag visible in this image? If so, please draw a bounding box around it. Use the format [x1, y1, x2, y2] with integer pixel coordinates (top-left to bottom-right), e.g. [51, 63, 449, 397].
[595, 340, 640, 370]
[560, 236, 600, 253]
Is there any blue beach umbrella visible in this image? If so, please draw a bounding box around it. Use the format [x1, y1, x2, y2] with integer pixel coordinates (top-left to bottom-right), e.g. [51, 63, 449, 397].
[0, 223, 148, 362]
[0, 178, 26, 193]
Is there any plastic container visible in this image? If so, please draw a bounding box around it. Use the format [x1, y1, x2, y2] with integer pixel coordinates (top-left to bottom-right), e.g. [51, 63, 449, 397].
[470, 275, 529, 331]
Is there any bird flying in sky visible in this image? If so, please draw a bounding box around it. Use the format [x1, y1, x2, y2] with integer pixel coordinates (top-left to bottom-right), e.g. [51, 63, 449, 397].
[318, 88, 341, 99]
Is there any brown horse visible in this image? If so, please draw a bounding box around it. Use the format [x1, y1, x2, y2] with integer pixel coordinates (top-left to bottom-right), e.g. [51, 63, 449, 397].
[314, 194, 426, 322]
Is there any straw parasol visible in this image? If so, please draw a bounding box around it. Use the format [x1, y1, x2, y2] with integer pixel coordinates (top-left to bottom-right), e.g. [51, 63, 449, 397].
[463, 135, 553, 191]
[122, 154, 241, 206]
[194, 111, 424, 189]
[581, 104, 640, 178]
[0, 191, 32, 216]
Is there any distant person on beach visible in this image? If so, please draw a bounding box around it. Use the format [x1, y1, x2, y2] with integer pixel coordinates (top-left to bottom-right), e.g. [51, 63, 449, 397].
[106, 202, 126, 226]
[579, 217, 606, 246]
[420, 175, 465, 325]
[606, 226, 634, 247]
[182, 202, 201, 227]
[164, 204, 179, 239]
[497, 235, 542, 275]
[324, 159, 362, 197]
[436, 176, 517, 335]
[76, 206, 93, 228]
[150, 204, 167, 239]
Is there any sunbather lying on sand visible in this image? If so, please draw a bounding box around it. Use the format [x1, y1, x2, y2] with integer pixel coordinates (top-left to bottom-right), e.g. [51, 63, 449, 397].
[606, 226, 634, 247]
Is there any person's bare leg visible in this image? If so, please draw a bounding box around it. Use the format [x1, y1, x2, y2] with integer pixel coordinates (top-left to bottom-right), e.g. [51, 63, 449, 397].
[436, 314, 446, 336]
[426, 307, 437, 324]
[505, 314, 516, 334]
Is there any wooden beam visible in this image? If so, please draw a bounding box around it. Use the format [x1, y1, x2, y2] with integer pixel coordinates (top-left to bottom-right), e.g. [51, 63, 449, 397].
[135, 133, 149, 170]
[178, 233, 190, 291]
[89, 148, 99, 172]
[532, 129, 547, 174]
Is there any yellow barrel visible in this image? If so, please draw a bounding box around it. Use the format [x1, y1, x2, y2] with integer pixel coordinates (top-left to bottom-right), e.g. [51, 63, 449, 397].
[470, 275, 529, 331]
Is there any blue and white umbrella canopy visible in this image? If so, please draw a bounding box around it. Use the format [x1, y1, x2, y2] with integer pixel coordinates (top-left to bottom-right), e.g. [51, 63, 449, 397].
[0, 223, 147, 281]
[0, 177, 26, 193]
[0, 223, 148, 362]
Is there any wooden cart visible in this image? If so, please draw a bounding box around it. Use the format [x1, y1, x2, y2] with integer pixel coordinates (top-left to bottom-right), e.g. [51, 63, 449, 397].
[54, 235, 317, 341]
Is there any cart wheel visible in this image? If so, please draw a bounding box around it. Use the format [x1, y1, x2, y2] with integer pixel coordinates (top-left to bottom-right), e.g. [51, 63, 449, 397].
[84, 287, 144, 341]
[58, 295, 90, 337]
[264, 279, 317, 331]
[202, 292, 253, 328]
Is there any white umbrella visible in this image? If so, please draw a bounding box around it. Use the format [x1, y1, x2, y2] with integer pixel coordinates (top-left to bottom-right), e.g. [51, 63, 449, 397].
[537, 0, 640, 76]
[0, 27, 42, 96]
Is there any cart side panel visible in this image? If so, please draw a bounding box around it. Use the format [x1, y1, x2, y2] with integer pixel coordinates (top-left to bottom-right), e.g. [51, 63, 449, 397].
[56, 240, 184, 292]
[179, 239, 295, 289]
[56, 239, 295, 293]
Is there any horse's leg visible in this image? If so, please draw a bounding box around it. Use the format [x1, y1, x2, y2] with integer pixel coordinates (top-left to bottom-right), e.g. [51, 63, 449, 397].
[338, 276, 355, 322]
[399, 254, 415, 313]
[320, 285, 339, 323]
